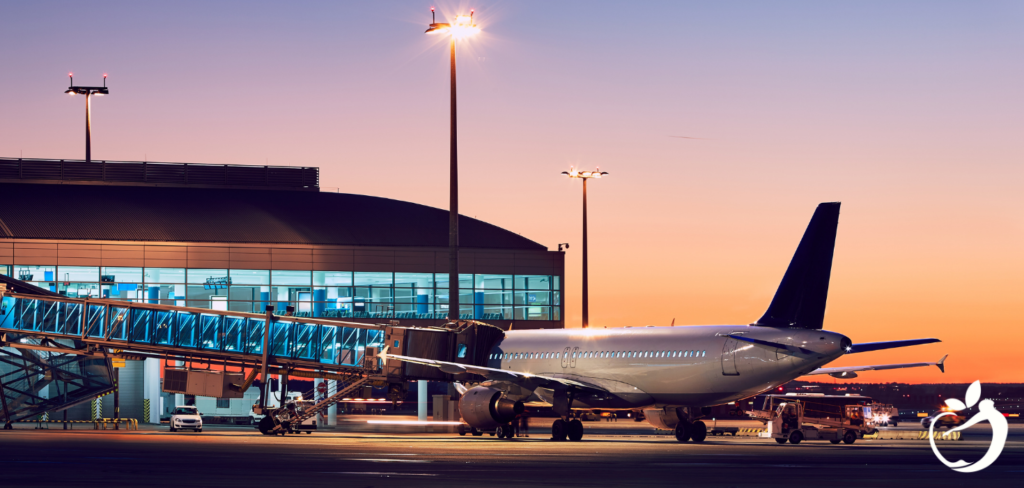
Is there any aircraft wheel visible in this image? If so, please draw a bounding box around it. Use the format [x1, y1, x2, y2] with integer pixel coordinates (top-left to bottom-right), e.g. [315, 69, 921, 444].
[775, 437, 788, 444]
[258, 416, 275, 435]
[789, 431, 803, 445]
[843, 431, 857, 444]
[551, 419, 568, 441]
[674, 421, 691, 442]
[891, 421, 897, 427]
[690, 420, 707, 443]
[567, 419, 584, 441]
[471, 428, 484, 437]
[458, 424, 467, 436]
[495, 424, 512, 439]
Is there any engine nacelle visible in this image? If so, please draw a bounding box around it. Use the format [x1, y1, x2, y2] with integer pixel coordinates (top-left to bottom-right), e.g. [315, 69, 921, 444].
[459, 387, 525, 430]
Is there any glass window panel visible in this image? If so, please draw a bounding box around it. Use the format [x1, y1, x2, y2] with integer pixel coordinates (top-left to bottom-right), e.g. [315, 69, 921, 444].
[474, 274, 512, 289]
[246, 319, 265, 354]
[314, 271, 352, 286]
[177, 312, 199, 348]
[63, 302, 83, 335]
[223, 316, 246, 352]
[395, 273, 433, 288]
[200, 314, 221, 351]
[515, 275, 552, 290]
[272, 270, 311, 286]
[480, 305, 511, 321]
[187, 269, 229, 285]
[434, 273, 473, 289]
[228, 301, 257, 314]
[230, 269, 270, 285]
[354, 272, 393, 287]
[554, 306, 561, 321]
[515, 306, 551, 320]
[145, 268, 185, 285]
[553, 276, 560, 290]
[108, 306, 129, 340]
[0, 265, 10, 276]
[59, 282, 100, 299]
[514, 291, 551, 305]
[58, 266, 99, 282]
[15, 266, 56, 291]
[553, 291, 561, 306]
[102, 267, 142, 283]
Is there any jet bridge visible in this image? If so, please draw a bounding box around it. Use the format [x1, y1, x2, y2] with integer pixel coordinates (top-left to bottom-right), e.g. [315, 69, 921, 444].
[0, 285, 503, 425]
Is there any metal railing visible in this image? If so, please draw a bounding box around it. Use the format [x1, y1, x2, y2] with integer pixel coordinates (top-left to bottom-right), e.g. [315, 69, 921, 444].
[0, 293, 385, 373]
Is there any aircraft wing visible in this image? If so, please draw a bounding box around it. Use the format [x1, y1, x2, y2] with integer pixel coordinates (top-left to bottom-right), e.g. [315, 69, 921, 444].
[806, 355, 947, 379]
[385, 353, 605, 392]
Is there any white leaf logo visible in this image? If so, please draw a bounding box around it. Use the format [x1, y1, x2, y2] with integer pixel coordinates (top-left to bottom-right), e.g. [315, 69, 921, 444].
[944, 398, 967, 411]
[965, 380, 981, 408]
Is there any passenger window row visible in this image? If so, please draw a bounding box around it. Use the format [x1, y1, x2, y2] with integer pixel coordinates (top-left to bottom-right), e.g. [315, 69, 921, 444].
[489, 350, 707, 360]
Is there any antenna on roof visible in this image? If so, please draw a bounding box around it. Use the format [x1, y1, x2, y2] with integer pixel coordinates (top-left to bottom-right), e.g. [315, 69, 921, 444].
[69, 72, 73, 85]
[431, 6, 435, 23]
[103, 74, 107, 88]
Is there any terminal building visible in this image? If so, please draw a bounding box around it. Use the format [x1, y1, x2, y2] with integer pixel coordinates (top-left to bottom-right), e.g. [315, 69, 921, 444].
[0, 157, 564, 423]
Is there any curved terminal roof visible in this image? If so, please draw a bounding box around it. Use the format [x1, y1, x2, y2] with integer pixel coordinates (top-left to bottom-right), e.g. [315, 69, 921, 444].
[0, 183, 545, 250]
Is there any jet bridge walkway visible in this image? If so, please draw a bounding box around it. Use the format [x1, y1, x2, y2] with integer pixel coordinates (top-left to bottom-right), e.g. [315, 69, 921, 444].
[0, 287, 504, 425]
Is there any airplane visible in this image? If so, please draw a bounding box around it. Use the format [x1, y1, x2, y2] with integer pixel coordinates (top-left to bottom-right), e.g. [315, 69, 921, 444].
[386, 202, 947, 442]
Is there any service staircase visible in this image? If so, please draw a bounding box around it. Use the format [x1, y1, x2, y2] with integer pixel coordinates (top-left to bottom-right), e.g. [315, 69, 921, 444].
[270, 376, 370, 433]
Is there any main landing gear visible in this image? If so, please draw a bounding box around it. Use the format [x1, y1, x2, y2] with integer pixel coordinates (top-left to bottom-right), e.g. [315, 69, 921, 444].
[551, 389, 584, 442]
[674, 418, 708, 443]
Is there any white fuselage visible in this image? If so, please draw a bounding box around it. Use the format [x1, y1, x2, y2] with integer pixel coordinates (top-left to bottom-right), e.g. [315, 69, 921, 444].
[486, 325, 848, 410]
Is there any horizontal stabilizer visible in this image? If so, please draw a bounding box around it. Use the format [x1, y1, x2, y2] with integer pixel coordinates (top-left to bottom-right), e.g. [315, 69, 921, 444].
[755, 202, 840, 330]
[806, 355, 948, 379]
[846, 338, 940, 354]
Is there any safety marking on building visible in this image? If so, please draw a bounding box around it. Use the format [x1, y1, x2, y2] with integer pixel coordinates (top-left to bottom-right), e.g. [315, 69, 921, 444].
[143, 399, 150, 424]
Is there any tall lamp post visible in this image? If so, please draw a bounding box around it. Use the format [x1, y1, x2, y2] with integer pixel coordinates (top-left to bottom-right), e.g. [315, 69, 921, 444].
[426, 8, 480, 322]
[65, 73, 109, 164]
[562, 167, 608, 329]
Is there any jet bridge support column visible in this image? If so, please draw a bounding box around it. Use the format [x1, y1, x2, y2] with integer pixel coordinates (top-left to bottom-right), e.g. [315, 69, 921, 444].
[418, 380, 427, 421]
[144, 358, 161, 423]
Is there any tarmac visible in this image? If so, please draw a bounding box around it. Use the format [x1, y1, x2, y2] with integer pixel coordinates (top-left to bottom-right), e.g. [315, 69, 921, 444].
[0, 419, 1021, 487]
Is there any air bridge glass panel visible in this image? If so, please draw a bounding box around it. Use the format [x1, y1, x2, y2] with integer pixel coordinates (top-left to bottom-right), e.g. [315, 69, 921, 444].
[108, 306, 129, 340]
[200, 314, 221, 350]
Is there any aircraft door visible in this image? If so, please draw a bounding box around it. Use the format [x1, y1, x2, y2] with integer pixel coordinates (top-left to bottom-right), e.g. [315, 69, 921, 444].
[561, 347, 571, 368]
[570, 347, 579, 368]
[721, 338, 740, 375]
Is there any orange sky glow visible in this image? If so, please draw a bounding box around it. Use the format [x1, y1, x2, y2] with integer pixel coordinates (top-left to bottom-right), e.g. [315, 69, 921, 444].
[1, 2, 1021, 383]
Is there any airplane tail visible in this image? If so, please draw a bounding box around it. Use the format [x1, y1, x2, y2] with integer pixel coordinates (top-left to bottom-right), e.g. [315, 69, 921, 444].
[754, 202, 840, 330]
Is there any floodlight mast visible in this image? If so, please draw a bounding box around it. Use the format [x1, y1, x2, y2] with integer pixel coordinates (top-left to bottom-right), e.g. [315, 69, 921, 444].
[561, 168, 608, 329]
[425, 8, 479, 323]
[65, 73, 110, 163]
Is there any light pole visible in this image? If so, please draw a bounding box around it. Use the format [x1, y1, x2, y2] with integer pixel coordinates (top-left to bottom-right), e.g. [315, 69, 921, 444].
[65, 73, 109, 163]
[426, 8, 480, 322]
[562, 167, 608, 329]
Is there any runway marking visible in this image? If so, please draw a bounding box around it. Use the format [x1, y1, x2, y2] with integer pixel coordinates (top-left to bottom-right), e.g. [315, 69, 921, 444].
[349, 458, 432, 463]
[321, 471, 438, 477]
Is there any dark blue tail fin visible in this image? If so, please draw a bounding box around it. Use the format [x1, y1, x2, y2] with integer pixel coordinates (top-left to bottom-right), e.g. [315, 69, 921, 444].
[754, 202, 840, 329]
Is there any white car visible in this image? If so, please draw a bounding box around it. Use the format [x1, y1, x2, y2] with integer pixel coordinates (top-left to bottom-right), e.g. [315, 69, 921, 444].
[170, 406, 203, 432]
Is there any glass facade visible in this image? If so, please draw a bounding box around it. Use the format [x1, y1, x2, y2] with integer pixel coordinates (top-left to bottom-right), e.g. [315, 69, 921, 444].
[2, 265, 561, 321]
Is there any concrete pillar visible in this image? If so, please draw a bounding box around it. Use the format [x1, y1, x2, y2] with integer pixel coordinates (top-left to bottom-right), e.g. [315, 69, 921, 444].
[144, 358, 162, 423]
[417, 380, 427, 421]
[314, 377, 324, 427]
[327, 380, 337, 426]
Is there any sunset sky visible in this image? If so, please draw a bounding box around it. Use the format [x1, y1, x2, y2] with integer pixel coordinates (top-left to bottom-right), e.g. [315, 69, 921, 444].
[1, 1, 1021, 383]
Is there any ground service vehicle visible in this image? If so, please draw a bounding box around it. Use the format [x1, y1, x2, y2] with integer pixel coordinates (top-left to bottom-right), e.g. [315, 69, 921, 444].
[921, 409, 968, 428]
[170, 405, 203, 432]
[750, 395, 876, 445]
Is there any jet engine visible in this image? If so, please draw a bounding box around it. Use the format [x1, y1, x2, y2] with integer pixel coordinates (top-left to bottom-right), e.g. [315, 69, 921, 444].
[643, 407, 682, 430]
[459, 387, 525, 430]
